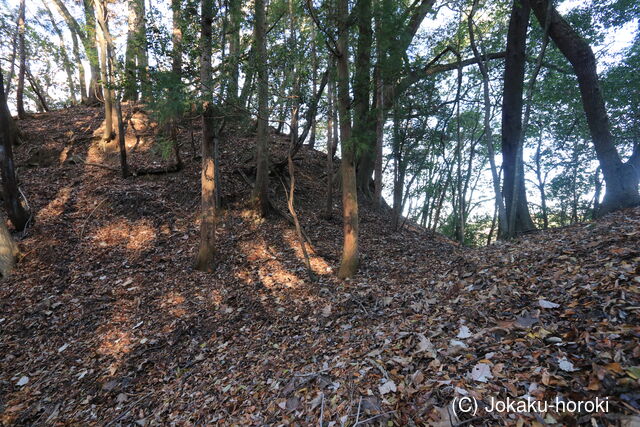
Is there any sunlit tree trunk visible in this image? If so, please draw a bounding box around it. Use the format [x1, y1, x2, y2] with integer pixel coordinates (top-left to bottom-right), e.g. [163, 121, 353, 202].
[196, 0, 218, 272]
[336, 0, 359, 278]
[96, 0, 113, 142]
[83, 0, 102, 103]
[251, 0, 270, 216]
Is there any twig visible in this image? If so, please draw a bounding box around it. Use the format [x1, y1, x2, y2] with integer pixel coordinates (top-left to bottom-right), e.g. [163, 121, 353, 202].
[80, 198, 107, 239]
[104, 392, 152, 426]
[319, 392, 325, 427]
[354, 396, 362, 425]
[354, 410, 396, 426]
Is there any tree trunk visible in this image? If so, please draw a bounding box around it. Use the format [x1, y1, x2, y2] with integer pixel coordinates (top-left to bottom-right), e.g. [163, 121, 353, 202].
[251, 0, 270, 216]
[136, 0, 149, 100]
[70, 29, 87, 102]
[44, 3, 77, 104]
[4, 8, 21, 98]
[468, 3, 508, 238]
[0, 70, 30, 231]
[324, 61, 335, 219]
[353, 0, 373, 198]
[309, 27, 318, 149]
[96, 1, 113, 142]
[530, 0, 640, 215]
[195, 0, 217, 272]
[124, 0, 142, 101]
[336, 0, 358, 278]
[227, 0, 241, 104]
[502, 0, 536, 235]
[171, 0, 184, 76]
[83, 0, 102, 104]
[373, 6, 384, 208]
[288, 0, 299, 151]
[0, 214, 18, 277]
[16, 0, 26, 119]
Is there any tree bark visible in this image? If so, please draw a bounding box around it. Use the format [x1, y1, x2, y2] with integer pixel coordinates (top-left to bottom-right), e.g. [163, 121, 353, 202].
[501, 0, 536, 236]
[16, 0, 26, 119]
[468, 4, 508, 238]
[195, 0, 218, 272]
[324, 61, 336, 219]
[171, 0, 184, 76]
[124, 0, 142, 101]
[96, 0, 113, 142]
[353, 0, 373, 197]
[336, 0, 359, 278]
[0, 70, 30, 231]
[70, 28, 87, 102]
[530, 0, 640, 215]
[83, 0, 102, 103]
[251, 0, 270, 216]
[227, 0, 241, 104]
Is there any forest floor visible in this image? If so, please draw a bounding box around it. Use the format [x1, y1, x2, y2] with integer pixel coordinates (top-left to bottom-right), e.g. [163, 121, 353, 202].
[1, 105, 639, 426]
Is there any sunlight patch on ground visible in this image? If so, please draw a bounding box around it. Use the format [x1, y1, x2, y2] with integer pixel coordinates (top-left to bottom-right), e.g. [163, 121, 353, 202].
[36, 186, 71, 223]
[92, 219, 157, 251]
[97, 328, 133, 358]
[159, 291, 187, 317]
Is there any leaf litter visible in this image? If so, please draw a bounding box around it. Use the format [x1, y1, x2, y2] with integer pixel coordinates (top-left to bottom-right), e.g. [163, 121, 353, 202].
[0, 106, 639, 425]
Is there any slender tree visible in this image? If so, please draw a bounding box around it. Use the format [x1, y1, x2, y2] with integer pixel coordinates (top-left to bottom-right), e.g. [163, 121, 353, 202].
[16, 0, 26, 119]
[196, 0, 218, 272]
[251, 0, 270, 216]
[171, 0, 183, 76]
[336, 0, 359, 278]
[95, 0, 114, 142]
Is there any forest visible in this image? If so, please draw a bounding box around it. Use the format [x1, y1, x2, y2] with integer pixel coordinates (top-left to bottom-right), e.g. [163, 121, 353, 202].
[0, 0, 639, 425]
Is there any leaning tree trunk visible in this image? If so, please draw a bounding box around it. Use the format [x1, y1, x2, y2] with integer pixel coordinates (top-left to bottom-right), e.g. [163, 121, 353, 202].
[501, 0, 536, 235]
[530, 0, 640, 215]
[336, 0, 359, 278]
[251, 0, 270, 216]
[195, 0, 218, 272]
[16, 0, 26, 119]
[0, 70, 30, 231]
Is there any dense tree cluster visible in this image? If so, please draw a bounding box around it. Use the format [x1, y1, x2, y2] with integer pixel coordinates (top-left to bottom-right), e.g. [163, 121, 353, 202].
[1, 0, 638, 276]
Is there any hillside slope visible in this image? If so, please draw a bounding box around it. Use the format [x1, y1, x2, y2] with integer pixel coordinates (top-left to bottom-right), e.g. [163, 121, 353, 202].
[1, 106, 639, 426]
